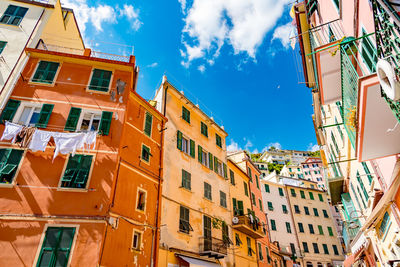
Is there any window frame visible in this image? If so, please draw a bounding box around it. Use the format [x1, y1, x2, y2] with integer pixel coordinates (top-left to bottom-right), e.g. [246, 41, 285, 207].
[58, 154, 94, 191]
[181, 169, 191, 190]
[0, 41, 7, 54]
[87, 68, 114, 93]
[30, 60, 61, 85]
[220, 191, 227, 208]
[182, 106, 190, 124]
[141, 144, 151, 164]
[136, 188, 147, 213]
[0, 148, 25, 186]
[204, 182, 212, 200]
[0, 5, 29, 26]
[200, 121, 208, 137]
[131, 230, 142, 251]
[13, 102, 43, 127]
[76, 109, 102, 132]
[143, 111, 153, 137]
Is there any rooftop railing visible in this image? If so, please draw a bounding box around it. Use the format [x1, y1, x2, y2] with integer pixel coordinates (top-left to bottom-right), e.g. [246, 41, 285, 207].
[309, 19, 345, 51]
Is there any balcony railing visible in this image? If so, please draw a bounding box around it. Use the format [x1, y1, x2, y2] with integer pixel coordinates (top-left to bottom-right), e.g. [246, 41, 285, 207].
[309, 19, 345, 51]
[372, 0, 400, 122]
[199, 236, 227, 259]
[232, 215, 265, 239]
[342, 223, 360, 250]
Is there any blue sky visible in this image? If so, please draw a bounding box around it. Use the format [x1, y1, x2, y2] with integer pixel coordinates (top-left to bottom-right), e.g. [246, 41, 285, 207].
[62, 0, 318, 153]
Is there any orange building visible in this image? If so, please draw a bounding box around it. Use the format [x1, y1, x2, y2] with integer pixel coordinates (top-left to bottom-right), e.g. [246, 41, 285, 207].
[0, 45, 166, 266]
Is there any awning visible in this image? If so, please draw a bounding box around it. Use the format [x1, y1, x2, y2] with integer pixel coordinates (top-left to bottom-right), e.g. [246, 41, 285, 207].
[178, 255, 220, 267]
[351, 232, 368, 254]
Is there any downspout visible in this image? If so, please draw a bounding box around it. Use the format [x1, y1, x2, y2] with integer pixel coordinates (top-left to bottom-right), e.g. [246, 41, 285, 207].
[0, 8, 45, 110]
[354, 0, 360, 38]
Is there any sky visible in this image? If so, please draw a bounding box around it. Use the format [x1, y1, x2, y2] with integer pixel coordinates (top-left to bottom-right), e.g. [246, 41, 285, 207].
[62, 0, 319, 153]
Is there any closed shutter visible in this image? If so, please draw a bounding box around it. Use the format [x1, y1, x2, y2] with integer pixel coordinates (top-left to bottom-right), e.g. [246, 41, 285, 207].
[177, 131, 183, 150]
[99, 111, 113, 135]
[61, 154, 93, 188]
[198, 145, 202, 163]
[0, 99, 20, 123]
[232, 198, 237, 215]
[214, 157, 218, 173]
[64, 107, 81, 131]
[189, 140, 195, 158]
[36, 104, 54, 128]
[237, 200, 244, 215]
[208, 152, 213, 170]
[223, 163, 227, 178]
[144, 112, 152, 137]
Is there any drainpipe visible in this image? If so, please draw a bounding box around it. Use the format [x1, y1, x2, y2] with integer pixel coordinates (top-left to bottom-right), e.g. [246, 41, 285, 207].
[354, 0, 360, 38]
[0, 8, 45, 110]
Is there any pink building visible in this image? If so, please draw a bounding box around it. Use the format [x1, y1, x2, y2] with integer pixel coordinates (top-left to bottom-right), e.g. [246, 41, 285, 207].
[301, 158, 326, 190]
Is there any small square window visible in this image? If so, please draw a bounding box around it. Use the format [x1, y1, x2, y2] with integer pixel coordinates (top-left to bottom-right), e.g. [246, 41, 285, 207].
[141, 145, 151, 163]
[136, 189, 146, 211]
[132, 231, 141, 250]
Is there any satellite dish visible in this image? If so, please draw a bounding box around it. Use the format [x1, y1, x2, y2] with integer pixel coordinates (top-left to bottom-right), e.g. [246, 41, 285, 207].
[232, 217, 239, 224]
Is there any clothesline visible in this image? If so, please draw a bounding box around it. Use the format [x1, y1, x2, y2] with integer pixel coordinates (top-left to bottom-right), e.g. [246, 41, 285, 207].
[0, 121, 97, 161]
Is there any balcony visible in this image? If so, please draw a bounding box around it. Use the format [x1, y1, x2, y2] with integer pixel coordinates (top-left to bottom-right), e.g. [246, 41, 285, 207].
[231, 215, 265, 239]
[309, 19, 345, 105]
[199, 237, 227, 259]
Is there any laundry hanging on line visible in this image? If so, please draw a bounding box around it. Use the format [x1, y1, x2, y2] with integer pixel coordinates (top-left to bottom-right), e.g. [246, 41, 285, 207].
[1, 121, 23, 143]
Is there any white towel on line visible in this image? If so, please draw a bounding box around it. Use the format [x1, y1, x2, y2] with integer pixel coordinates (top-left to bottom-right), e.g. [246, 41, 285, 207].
[1, 121, 23, 143]
[29, 129, 52, 152]
[52, 132, 86, 160]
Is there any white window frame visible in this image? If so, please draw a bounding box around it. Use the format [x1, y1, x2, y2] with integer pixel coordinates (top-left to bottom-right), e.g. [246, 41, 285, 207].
[131, 230, 143, 251]
[182, 136, 189, 154]
[201, 148, 209, 168]
[77, 109, 102, 132]
[13, 102, 43, 126]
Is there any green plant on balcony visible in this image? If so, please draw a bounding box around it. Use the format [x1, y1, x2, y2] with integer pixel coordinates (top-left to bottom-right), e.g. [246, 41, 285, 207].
[346, 106, 357, 131]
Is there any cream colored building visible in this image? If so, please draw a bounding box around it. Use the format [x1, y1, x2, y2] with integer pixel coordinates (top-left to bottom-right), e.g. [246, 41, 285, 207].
[154, 77, 233, 266]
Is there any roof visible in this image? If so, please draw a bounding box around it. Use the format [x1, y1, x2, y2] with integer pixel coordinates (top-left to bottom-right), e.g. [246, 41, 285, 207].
[14, 0, 54, 8]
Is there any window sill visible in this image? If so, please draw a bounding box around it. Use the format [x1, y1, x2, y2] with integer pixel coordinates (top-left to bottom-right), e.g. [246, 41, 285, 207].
[0, 23, 21, 28]
[28, 81, 56, 87]
[0, 183, 14, 188]
[203, 197, 213, 203]
[177, 230, 192, 237]
[85, 87, 111, 95]
[57, 187, 88, 192]
[179, 186, 192, 193]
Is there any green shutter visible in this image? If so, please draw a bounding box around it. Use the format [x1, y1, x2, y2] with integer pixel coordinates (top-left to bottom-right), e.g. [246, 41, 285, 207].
[144, 112, 152, 137]
[177, 131, 183, 150]
[214, 156, 218, 173]
[232, 198, 237, 215]
[223, 163, 227, 178]
[36, 104, 54, 128]
[190, 139, 195, 158]
[64, 107, 81, 131]
[198, 145, 202, 163]
[0, 99, 20, 123]
[61, 154, 93, 188]
[89, 69, 112, 92]
[99, 111, 113, 135]
[237, 201, 244, 215]
[208, 152, 213, 170]
[32, 61, 59, 84]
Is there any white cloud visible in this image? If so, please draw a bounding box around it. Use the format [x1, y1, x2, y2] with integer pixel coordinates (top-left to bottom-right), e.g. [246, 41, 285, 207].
[227, 139, 242, 152]
[263, 142, 282, 151]
[181, 0, 291, 65]
[271, 22, 296, 49]
[244, 139, 253, 151]
[147, 62, 158, 68]
[307, 143, 320, 152]
[198, 65, 206, 73]
[61, 1, 141, 36]
[178, 0, 187, 13]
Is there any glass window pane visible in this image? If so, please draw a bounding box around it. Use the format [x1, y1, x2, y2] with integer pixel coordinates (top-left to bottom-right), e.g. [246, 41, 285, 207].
[38, 250, 53, 267]
[18, 107, 31, 125]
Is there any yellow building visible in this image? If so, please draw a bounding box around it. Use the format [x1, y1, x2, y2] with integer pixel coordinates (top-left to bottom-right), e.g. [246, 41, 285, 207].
[154, 77, 233, 266]
[228, 159, 260, 267]
[285, 185, 344, 267]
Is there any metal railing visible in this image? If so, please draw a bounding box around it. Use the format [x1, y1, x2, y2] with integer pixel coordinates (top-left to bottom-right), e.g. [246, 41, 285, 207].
[233, 215, 265, 236]
[90, 51, 131, 63]
[309, 19, 345, 51]
[372, 0, 400, 122]
[199, 236, 227, 255]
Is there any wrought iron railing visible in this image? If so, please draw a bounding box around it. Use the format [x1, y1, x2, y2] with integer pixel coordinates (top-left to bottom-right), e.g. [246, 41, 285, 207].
[372, 0, 400, 122]
[309, 19, 345, 51]
[233, 215, 265, 236]
[199, 236, 227, 255]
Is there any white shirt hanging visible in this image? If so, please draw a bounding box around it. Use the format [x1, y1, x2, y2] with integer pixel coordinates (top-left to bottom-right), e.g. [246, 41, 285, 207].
[28, 129, 52, 152]
[1, 121, 23, 143]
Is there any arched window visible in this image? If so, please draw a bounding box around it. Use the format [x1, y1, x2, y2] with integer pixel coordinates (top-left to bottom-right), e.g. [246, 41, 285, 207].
[306, 262, 313, 267]
[317, 263, 323, 267]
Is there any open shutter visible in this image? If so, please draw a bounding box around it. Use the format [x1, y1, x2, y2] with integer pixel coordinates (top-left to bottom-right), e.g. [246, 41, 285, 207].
[36, 104, 54, 128]
[99, 111, 113, 135]
[214, 157, 218, 173]
[198, 145, 202, 163]
[64, 107, 81, 131]
[223, 163, 227, 179]
[208, 152, 213, 170]
[177, 131, 183, 150]
[190, 139, 195, 158]
[0, 99, 20, 123]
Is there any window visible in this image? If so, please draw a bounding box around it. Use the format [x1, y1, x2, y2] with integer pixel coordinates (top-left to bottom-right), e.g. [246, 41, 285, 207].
[88, 69, 112, 92]
[247, 237, 253, 256]
[0, 149, 23, 184]
[303, 242, 309, 253]
[220, 191, 227, 208]
[64, 108, 112, 135]
[222, 223, 230, 245]
[298, 223, 304, 233]
[266, 247, 271, 263]
[177, 131, 195, 157]
[16, 105, 41, 127]
[235, 233, 242, 246]
[248, 167, 252, 181]
[308, 224, 314, 234]
[278, 187, 284, 196]
[255, 175, 259, 188]
[0, 41, 6, 54]
[265, 184, 270, 193]
[232, 198, 244, 216]
[203, 215, 212, 245]
[318, 193, 323, 202]
[229, 169, 235, 185]
[141, 145, 151, 163]
[60, 154, 93, 189]
[313, 243, 319, 254]
[0, 5, 28, 26]
[300, 190, 305, 199]
[32, 61, 60, 84]
[323, 244, 329, 255]
[286, 222, 292, 233]
[332, 245, 339, 255]
[290, 188, 296, 197]
[313, 208, 319, 217]
[251, 193, 256, 206]
[362, 162, 373, 184]
[318, 225, 324, 235]
[78, 111, 101, 132]
[304, 206, 310, 215]
[267, 202, 273, 211]
[309, 192, 314, 200]
[323, 209, 329, 218]
[200, 122, 208, 137]
[258, 243, 263, 260]
[282, 205, 288, 214]
[304, 164, 308, 168]
[179, 206, 192, 233]
[136, 189, 146, 211]
[270, 219, 276, 231]
[216, 134, 222, 148]
[328, 226, 334, 236]
[198, 146, 211, 168]
[214, 157, 224, 177]
[144, 112, 153, 137]
[182, 106, 190, 123]
[244, 182, 249, 196]
[290, 243, 296, 254]
[181, 169, 191, 190]
[258, 199, 262, 210]
[36, 227, 75, 267]
[204, 182, 212, 200]
[361, 29, 377, 73]
[132, 231, 141, 251]
[294, 205, 300, 214]
[379, 212, 390, 237]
